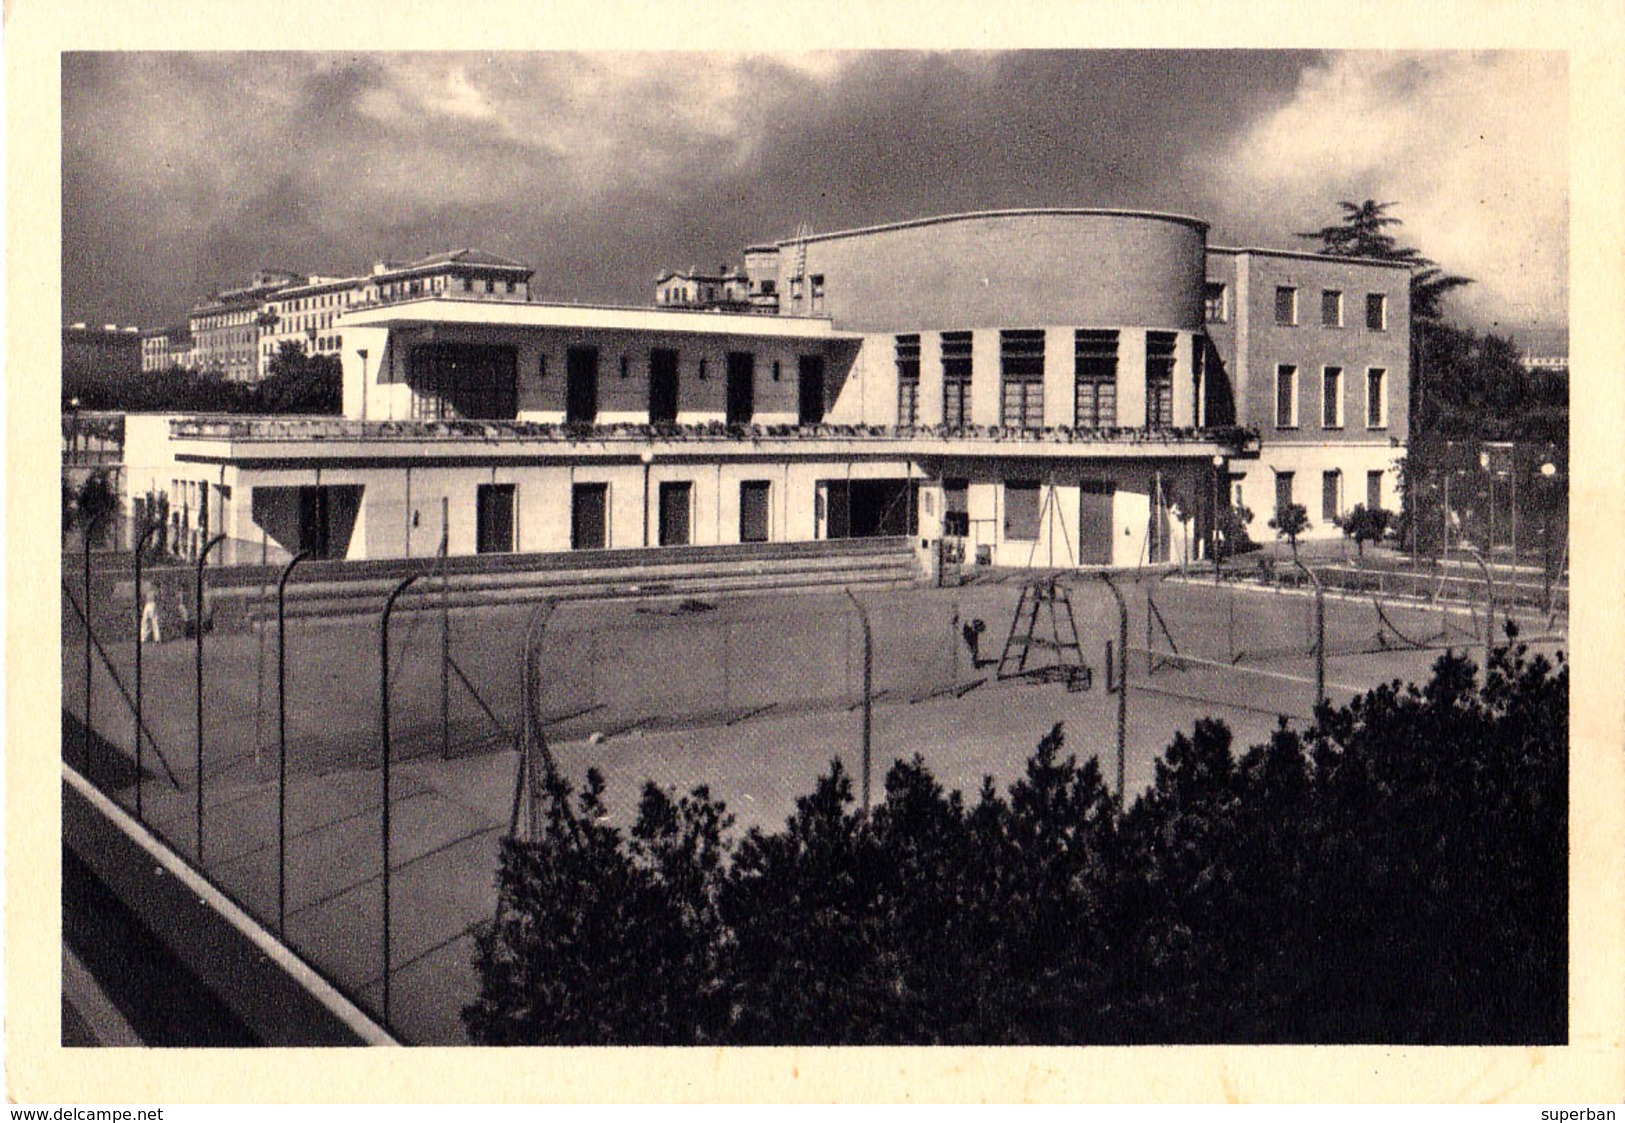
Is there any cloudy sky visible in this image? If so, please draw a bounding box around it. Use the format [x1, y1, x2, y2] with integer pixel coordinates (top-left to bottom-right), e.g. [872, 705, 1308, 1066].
[62, 50, 1568, 350]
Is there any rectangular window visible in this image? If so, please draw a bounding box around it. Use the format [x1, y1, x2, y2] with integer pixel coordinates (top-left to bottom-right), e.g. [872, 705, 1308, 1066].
[941, 331, 973, 429]
[1367, 470, 1384, 511]
[1322, 470, 1341, 523]
[1321, 289, 1343, 327]
[1000, 330, 1045, 430]
[895, 334, 921, 427]
[1322, 366, 1343, 428]
[942, 479, 969, 537]
[1366, 293, 1388, 331]
[1074, 329, 1118, 430]
[1275, 471, 1295, 518]
[476, 484, 516, 554]
[1275, 364, 1299, 428]
[571, 483, 608, 550]
[1004, 480, 1041, 540]
[658, 481, 692, 547]
[810, 274, 825, 313]
[1146, 331, 1176, 428]
[739, 481, 771, 543]
[1204, 282, 1228, 323]
[1275, 286, 1298, 326]
[1366, 368, 1388, 428]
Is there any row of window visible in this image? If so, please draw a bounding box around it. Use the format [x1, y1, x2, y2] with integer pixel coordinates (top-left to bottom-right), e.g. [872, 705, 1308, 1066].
[1271, 469, 1386, 523]
[1275, 365, 1387, 430]
[406, 342, 832, 426]
[466, 478, 778, 553]
[1204, 283, 1389, 331]
[894, 329, 1184, 431]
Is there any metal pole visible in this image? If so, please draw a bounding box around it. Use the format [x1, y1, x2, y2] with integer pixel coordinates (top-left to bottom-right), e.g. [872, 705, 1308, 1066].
[440, 498, 450, 760]
[1460, 544, 1494, 668]
[133, 521, 161, 821]
[380, 572, 423, 1031]
[843, 588, 873, 818]
[276, 549, 314, 938]
[1291, 557, 1325, 710]
[1442, 471, 1451, 560]
[1510, 459, 1519, 572]
[1212, 459, 1222, 583]
[1100, 573, 1129, 808]
[195, 533, 226, 863]
[83, 513, 97, 780]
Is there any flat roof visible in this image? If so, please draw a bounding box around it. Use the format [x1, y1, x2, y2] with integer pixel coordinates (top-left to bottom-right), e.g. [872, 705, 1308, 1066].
[1206, 245, 1416, 270]
[769, 207, 1210, 247]
[339, 296, 856, 339]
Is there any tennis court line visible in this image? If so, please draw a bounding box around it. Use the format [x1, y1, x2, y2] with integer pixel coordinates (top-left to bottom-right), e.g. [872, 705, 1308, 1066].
[1127, 646, 1368, 693]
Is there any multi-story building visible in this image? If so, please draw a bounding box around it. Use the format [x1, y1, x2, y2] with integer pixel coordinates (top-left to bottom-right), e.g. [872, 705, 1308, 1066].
[653, 265, 756, 312]
[123, 208, 1405, 567]
[189, 271, 306, 382]
[255, 250, 534, 378]
[1202, 247, 1411, 530]
[139, 325, 194, 372]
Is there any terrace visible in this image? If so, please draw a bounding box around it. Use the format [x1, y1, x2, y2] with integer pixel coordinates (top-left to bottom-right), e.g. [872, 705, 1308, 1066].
[166, 415, 1260, 456]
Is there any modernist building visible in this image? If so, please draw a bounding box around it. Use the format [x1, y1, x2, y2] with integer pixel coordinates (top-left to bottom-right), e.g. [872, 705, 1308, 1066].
[124, 208, 1407, 569]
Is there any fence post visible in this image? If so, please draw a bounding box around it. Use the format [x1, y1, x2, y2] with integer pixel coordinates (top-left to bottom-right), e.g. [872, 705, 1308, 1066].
[276, 549, 314, 938]
[1460, 544, 1495, 669]
[843, 589, 873, 819]
[1291, 557, 1325, 710]
[380, 572, 423, 1032]
[1100, 572, 1129, 809]
[194, 533, 226, 864]
[83, 513, 101, 781]
[440, 498, 450, 760]
[132, 520, 160, 821]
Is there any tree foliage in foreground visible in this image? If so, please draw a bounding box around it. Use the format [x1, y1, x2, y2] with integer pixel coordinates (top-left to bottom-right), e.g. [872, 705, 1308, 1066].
[465, 639, 1566, 1046]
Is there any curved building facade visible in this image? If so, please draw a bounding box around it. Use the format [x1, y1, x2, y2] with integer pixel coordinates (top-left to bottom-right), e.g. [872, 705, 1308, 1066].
[770, 209, 1208, 335]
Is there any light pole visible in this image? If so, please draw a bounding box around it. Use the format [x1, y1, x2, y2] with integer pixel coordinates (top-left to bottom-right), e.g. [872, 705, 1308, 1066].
[1539, 461, 1557, 610]
[1210, 454, 1224, 583]
[1480, 450, 1495, 556]
[640, 449, 654, 548]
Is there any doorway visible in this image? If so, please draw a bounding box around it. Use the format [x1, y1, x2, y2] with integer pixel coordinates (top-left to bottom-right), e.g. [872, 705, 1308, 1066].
[798, 355, 825, 425]
[1078, 480, 1115, 565]
[571, 482, 608, 549]
[476, 484, 515, 554]
[649, 348, 679, 424]
[658, 481, 692, 546]
[726, 352, 755, 425]
[566, 346, 599, 425]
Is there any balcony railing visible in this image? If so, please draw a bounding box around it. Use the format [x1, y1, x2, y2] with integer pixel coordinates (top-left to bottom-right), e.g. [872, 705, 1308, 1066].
[168, 415, 1260, 451]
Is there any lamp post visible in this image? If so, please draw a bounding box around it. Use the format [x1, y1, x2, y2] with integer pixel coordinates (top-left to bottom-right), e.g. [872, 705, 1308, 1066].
[1539, 461, 1557, 610]
[640, 449, 654, 548]
[1210, 454, 1224, 583]
[1480, 450, 1495, 556]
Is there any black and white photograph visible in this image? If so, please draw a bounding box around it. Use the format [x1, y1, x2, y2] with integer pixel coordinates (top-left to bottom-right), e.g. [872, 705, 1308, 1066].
[13, 0, 1625, 1105]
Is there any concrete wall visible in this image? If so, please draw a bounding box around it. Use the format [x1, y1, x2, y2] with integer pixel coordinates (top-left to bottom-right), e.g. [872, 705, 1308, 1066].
[777, 211, 1207, 335]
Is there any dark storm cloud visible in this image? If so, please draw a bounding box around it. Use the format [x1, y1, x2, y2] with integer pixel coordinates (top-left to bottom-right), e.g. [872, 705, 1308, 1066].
[60, 50, 1564, 347]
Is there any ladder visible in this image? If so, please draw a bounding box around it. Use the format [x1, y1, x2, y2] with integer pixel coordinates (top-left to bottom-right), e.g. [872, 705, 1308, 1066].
[996, 578, 1092, 691]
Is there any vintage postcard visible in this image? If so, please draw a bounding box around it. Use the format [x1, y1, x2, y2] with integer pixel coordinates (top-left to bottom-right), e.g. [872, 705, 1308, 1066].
[8, 0, 1624, 1105]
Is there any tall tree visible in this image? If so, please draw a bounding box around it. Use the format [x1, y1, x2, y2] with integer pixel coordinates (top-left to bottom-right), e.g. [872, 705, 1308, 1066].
[1296, 199, 1472, 323]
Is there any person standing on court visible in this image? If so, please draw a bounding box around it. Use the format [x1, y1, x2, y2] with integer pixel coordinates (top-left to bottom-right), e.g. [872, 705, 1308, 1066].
[139, 580, 162, 644]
